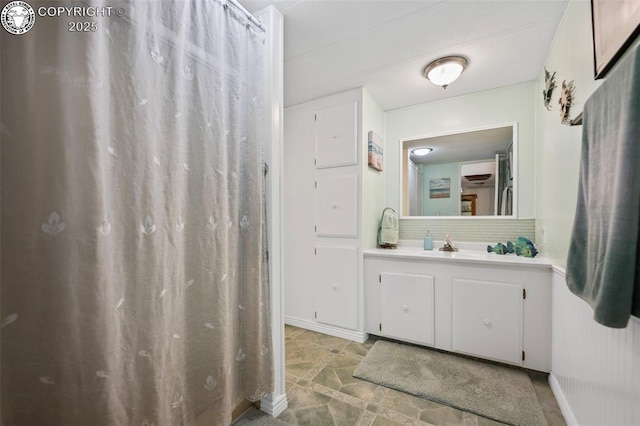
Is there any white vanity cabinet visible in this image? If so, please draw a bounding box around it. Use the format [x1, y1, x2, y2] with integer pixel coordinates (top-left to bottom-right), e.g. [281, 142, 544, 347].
[364, 250, 552, 372]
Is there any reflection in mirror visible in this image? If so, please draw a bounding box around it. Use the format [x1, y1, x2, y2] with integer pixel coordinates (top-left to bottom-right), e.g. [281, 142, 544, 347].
[401, 124, 516, 217]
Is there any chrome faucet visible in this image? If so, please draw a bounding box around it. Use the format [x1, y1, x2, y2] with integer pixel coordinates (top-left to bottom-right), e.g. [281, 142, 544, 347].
[439, 234, 459, 252]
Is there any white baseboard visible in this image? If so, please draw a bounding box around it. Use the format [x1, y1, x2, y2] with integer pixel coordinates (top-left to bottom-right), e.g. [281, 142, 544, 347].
[260, 392, 288, 417]
[285, 316, 369, 343]
[549, 372, 577, 426]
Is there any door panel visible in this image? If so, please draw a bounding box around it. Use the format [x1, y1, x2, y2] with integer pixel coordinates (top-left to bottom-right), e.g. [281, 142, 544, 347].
[452, 278, 523, 365]
[314, 246, 358, 330]
[380, 273, 435, 346]
[316, 175, 358, 237]
[315, 101, 358, 168]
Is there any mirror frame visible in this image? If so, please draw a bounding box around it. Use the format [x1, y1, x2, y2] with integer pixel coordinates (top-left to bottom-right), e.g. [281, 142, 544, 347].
[399, 122, 519, 219]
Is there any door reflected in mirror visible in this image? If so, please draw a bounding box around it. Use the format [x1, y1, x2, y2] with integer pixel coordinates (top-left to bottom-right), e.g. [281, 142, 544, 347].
[401, 124, 517, 218]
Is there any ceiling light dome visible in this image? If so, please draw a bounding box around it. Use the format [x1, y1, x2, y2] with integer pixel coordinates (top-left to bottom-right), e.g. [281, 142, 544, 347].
[423, 56, 468, 89]
[411, 147, 433, 156]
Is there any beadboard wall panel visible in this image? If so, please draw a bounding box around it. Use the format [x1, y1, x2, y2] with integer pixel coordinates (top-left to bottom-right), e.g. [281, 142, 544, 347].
[550, 268, 640, 425]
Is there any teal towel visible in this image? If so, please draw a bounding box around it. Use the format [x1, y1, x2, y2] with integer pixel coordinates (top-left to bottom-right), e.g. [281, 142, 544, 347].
[566, 43, 640, 328]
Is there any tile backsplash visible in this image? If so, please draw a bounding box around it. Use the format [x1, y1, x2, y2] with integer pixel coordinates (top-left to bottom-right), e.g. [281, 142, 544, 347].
[400, 218, 535, 243]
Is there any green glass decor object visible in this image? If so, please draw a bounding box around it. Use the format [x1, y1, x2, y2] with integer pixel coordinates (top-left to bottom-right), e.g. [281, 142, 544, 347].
[512, 237, 539, 258]
[487, 242, 508, 255]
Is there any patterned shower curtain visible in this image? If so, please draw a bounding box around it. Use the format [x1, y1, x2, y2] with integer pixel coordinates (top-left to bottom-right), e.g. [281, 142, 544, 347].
[1, 1, 272, 424]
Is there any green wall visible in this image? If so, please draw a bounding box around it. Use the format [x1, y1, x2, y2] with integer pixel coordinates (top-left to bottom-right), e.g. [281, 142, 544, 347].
[421, 162, 459, 216]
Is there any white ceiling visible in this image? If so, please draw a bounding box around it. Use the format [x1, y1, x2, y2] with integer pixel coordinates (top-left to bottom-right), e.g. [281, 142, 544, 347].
[406, 125, 513, 165]
[242, 0, 568, 110]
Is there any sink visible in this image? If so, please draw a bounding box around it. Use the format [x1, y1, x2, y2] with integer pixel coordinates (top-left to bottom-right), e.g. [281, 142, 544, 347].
[400, 248, 489, 260]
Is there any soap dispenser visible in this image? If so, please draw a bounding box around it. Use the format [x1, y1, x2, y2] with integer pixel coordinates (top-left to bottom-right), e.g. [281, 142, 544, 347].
[423, 231, 433, 250]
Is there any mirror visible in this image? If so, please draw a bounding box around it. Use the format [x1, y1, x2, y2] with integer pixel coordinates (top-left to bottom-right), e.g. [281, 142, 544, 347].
[401, 124, 516, 217]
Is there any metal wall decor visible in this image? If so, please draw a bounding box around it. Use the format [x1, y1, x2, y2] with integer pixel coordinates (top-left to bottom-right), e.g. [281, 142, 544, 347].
[559, 80, 576, 125]
[542, 67, 557, 110]
[544, 67, 583, 126]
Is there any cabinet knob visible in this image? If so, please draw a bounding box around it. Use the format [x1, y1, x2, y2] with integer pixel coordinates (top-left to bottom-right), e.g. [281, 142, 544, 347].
[331, 135, 338, 140]
[332, 283, 338, 290]
[483, 318, 492, 328]
[331, 203, 338, 209]
[402, 305, 409, 312]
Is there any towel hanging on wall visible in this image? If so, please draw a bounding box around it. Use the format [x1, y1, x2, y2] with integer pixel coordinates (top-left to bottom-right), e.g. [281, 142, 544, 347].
[501, 185, 513, 216]
[378, 208, 399, 248]
[566, 43, 640, 328]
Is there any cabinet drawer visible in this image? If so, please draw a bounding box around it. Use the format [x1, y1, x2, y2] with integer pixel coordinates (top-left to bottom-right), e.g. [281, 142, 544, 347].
[452, 278, 523, 365]
[380, 273, 434, 346]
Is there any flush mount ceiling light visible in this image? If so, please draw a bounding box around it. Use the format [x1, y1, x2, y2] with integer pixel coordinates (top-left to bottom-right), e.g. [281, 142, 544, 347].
[411, 147, 433, 156]
[423, 56, 468, 89]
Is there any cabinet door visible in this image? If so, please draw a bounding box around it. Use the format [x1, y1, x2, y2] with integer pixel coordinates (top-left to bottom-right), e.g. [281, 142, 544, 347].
[314, 246, 358, 330]
[316, 175, 358, 237]
[452, 279, 523, 365]
[315, 101, 358, 168]
[380, 273, 435, 346]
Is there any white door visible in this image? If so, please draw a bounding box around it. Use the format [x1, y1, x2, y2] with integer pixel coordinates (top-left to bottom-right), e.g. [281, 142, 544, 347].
[314, 246, 358, 330]
[452, 278, 523, 365]
[315, 101, 358, 168]
[380, 273, 435, 346]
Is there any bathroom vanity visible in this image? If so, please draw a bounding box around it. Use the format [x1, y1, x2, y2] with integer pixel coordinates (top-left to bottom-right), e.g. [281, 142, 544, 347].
[364, 243, 552, 372]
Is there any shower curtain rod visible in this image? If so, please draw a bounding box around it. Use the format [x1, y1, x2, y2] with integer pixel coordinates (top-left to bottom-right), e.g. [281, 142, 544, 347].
[226, 0, 265, 31]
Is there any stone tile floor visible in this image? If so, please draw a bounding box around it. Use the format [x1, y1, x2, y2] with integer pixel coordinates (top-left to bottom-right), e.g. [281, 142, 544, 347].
[235, 326, 566, 426]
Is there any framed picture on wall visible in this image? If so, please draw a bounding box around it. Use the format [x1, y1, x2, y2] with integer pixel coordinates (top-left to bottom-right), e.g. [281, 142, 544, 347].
[429, 178, 450, 199]
[367, 131, 384, 171]
[591, 0, 640, 79]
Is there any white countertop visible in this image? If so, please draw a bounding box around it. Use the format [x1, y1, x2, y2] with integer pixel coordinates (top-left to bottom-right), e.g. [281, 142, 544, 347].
[364, 240, 552, 269]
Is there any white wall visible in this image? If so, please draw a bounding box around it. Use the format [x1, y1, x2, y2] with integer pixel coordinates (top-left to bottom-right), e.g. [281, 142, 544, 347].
[534, 0, 601, 266]
[385, 82, 535, 218]
[362, 89, 386, 250]
[535, 1, 640, 424]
